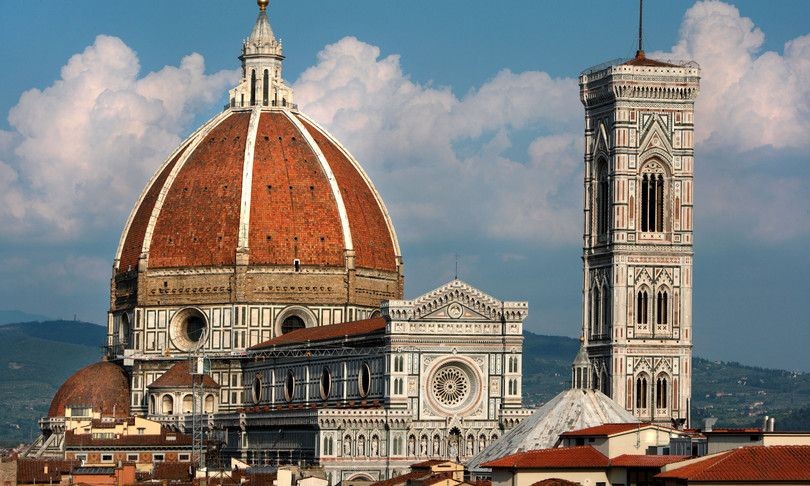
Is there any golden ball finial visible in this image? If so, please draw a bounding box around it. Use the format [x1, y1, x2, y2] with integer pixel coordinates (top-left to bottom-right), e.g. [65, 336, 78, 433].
[258, 0, 269, 11]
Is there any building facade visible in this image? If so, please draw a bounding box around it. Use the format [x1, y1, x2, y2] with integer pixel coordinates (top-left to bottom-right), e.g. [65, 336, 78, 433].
[578, 50, 700, 422]
[34, 3, 531, 484]
[235, 280, 529, 483]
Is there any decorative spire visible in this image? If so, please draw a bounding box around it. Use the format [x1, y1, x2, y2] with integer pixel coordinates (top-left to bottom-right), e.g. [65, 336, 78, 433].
[636, 0, 645, 59]
[571, 335, 593, 390]
[227, 0, 295, 109]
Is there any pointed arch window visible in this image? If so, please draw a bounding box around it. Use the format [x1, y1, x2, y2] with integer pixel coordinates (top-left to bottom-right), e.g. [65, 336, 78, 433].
[656, 375, 668, 409]
[263, 69, 269, 106]
[596, 159, 610, 237]
[635, 375, 648, 409]
[657, 290, 669, 326]
[601, 285, 611, 336]
[592, 286, 600, 337]
[250, 70, 257, 106]
[636, 289, 649, 327]
[641, 172, 665, 232]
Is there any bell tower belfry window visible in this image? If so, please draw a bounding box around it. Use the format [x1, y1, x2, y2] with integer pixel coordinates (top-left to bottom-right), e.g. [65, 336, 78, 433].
[578, 3, 700, 424]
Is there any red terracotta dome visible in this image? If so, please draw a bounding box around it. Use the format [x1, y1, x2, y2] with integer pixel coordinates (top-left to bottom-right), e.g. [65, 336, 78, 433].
[115, 109, 400, 274]
[48, 361, 130, 418]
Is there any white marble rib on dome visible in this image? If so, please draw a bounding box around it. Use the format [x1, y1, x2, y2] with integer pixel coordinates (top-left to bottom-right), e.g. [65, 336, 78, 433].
[466, 388, 639, 472]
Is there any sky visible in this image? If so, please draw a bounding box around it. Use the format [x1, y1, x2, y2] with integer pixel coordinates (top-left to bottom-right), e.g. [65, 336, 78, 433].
[0, 1, 809, 371]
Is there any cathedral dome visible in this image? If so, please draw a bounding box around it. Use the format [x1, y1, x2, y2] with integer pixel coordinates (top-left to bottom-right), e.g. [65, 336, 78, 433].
[115, 109, 400, 274]
[111, 1, 403, 314]
[48, 361, 130, 418]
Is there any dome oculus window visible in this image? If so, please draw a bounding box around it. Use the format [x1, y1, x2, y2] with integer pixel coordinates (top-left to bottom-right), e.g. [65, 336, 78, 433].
[284, 371, 295, 402]
[169, 308, 208, 351]
[320, 367, 332, 400]
[358, 363, 371, 398]
[251, 375, 262, 405]
[281, 315, 306, 335]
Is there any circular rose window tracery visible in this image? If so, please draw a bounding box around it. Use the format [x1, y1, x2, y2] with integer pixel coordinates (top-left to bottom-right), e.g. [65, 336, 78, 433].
[432, 365, 471, 407]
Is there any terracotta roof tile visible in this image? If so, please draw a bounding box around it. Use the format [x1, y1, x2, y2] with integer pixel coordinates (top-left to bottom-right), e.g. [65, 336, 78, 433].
[369, 470, 431, 486]
[656, 446, 810, 482]
[64, 429, 193, 447]
[297, 116, 398, 272]
[49, 361, 130, 418]
[559, 423, 649, 437]
[248, 111, 344, 267]
[118, 142, 189, 273]
[251, 317, 386, 349]
[610, 454, 689, 468]
[147, 361, 220, 389]
[149, 111, 249, 268]
[623, 53, 678, 68]
[153, 461, 193, 481]
[411, 459, 451, 468]
[17, 459, 79, 483]
[481, 446, 609, 469]
[529, 479, 581, 486]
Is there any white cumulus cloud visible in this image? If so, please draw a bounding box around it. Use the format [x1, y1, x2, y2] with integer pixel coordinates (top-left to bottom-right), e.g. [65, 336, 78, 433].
[1, 35, 238, 241]
[294, 37, 582, 245]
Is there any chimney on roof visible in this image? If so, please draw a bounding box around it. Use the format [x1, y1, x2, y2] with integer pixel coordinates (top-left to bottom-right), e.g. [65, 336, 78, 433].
[768, 417, 776, 432]
[703, 417, 717, 432]
[762, 415, 769, 430]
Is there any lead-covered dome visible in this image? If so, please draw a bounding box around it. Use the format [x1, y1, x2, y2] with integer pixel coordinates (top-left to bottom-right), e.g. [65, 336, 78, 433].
[49, 361, 130, 418]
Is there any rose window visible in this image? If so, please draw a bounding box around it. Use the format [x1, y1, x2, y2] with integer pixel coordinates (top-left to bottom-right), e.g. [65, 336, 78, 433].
[432, 366, 470, 407]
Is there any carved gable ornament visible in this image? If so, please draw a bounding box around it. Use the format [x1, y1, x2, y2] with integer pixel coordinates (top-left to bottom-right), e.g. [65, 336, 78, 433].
[384, 279, 528, 322]
[639, 115, 673, 155]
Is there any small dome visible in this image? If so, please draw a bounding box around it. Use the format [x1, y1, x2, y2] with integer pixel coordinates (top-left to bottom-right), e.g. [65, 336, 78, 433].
[466, 388, 639, 472]
[48, 362, 130, 418]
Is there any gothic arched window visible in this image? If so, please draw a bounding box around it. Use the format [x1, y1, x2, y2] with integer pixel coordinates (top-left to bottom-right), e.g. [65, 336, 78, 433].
[263, 69, 269, 106]
[636, 289, 649, 327]
[601, 284, 610, 336]
[250, 69, 257, 106]
[657, 290, 669, 325]
[641, 170, 665, 232]
[635, 375, 648, 409]
[597, 160, 610, 237]
[592, 286, 601, 337]
[656, 376, 666, 408]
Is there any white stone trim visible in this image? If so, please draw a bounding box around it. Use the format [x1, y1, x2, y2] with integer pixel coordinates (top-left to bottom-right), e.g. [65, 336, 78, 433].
[140, 109, 235, 260]
[237, 105, 263, 250]
[295, 112, 402, 260]
[282, 110, 353, 253]
[114, 134, 194, 270]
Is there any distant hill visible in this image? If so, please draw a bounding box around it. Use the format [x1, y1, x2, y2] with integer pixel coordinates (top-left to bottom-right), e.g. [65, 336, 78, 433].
[0, 321, 807, 447]
[520, 332, 810, 430]
[0, 320, 104, 446]
[0, 310, 50, 326]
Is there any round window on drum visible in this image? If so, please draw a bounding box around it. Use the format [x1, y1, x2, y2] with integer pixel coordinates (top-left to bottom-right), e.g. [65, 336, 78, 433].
[284, 371, 295, 402]
[281, 315, 306, 335]
[358, 363, 371, 398]
[251, 375, 262, 405]
[320, 367, 332, 400]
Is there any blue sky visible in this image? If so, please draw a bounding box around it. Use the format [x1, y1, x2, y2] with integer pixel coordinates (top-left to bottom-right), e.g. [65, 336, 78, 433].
[0, 1, 809, 371]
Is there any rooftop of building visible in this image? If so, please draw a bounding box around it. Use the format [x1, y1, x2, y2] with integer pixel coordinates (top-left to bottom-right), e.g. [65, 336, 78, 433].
[250, 317, 387, 349]
[656, 445, 810, 482]
[147, 360, 220, 389]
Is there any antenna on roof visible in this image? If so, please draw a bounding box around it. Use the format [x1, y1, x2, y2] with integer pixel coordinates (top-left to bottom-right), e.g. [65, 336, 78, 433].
[454, 253, 459, 280]
[636, 0, 645, 58]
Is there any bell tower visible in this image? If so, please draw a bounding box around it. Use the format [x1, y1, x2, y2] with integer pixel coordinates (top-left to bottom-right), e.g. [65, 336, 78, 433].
[578, 19, 700, 422]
